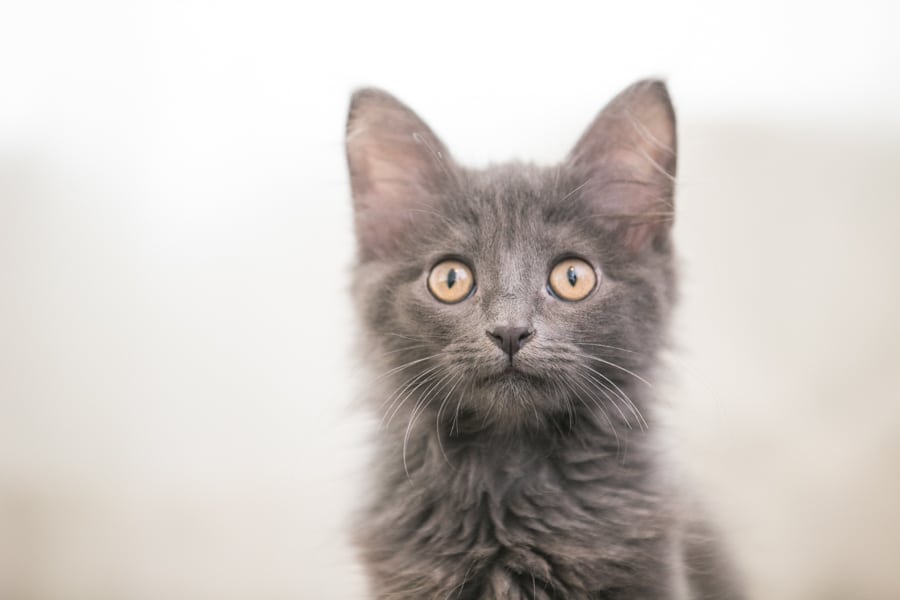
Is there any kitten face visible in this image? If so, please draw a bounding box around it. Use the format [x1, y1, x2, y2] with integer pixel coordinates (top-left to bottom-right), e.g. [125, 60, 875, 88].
[347, 82, 677, 432]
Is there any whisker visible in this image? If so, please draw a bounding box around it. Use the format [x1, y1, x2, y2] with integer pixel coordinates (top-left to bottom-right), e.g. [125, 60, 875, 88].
[382, 365, 442, 428]
[452, 375, 475, 436]
[578, 361, 648, 430]
[376, 361, 440, 413]
[528, 393, 541, 429]
[403, 369, 454, 478]
[560, 178, 592, 203]
[573, 341, 640, 355]
[584, 355, 653, 388]
[376, 343, 432, 356]
[435, 373, 464, 466]
[569, 372, 620, 451]
[577, 367, 632, 429]
[381, 331, 450, 343]
[549, 376, 575, 431]
[451, 561, 475, 600]
[369, 353, 442, 388]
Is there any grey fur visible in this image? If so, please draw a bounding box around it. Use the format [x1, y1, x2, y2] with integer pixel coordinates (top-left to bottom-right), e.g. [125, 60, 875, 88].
[345, 81, 742, 599]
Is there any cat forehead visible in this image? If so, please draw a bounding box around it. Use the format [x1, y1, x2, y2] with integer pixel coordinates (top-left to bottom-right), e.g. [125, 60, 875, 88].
[441, 163, 589, 230]
[451, 164, 588, 223]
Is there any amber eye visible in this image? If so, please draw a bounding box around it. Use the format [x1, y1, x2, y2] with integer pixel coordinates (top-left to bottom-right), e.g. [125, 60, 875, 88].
[548, 258, 598, 301]
[427, 260, 475, 304]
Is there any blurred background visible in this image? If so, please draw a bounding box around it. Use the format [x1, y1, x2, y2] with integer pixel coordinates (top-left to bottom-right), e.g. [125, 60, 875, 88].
[1, 1, 899, 598]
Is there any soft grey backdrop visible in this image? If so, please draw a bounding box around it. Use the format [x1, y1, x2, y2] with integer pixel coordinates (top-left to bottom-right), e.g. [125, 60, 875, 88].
[2, 1, 899, 598]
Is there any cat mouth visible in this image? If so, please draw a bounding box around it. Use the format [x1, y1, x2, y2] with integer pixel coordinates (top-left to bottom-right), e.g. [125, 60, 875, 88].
[482, 364, 540, 384]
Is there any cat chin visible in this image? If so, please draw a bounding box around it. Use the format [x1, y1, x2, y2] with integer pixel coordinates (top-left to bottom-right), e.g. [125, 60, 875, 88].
[448, 374, 570, 433]
[478, 364, 539, 384]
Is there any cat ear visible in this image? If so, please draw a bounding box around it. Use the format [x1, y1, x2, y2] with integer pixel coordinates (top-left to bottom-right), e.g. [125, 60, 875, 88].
[346, 88, 455, 260]
[567, 79, 677, 252]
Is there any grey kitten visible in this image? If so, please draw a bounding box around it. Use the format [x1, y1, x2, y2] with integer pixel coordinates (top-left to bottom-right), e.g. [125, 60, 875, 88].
[345, 80, 742, 599]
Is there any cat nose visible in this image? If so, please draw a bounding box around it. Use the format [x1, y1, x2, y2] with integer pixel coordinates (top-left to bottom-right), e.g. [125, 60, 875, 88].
[486, 326, 534, 359]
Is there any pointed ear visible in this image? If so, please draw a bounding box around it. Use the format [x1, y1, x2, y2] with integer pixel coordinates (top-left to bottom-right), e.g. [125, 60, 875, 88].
[346, 89, 455, 260]
[567, 79, 677, 252]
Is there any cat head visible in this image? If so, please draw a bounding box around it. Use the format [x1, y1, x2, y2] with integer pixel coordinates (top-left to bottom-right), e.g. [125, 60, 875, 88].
[346, 81, 677, 434]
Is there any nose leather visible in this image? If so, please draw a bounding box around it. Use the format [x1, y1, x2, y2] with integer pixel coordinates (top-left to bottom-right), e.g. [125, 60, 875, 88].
[486, 326, 534, 360]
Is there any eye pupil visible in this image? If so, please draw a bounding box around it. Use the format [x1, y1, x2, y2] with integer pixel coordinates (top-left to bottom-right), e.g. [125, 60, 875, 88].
[428, 260, 474, 304]
[548, 258, 598, 301]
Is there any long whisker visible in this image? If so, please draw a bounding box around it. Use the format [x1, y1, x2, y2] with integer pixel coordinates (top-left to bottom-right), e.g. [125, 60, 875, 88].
[574, 341, 640, 355]
[578, 361, 648, 430]
[435, 373, 464, 466]
[403, 369, 455, 478]
[549, 376, 575, 431]
[383, 365, 442, 428]
[376, 362, 439, 413]
[370, 353, 442, 388]
[373, 344, 432, 358]
[452, 561, 476, 600]
[381, 331, 450, 343]
[577, 367, 633, 430]
[560, 178, 591, 203]
[452, 375, 475, 436]
[569, 372, 620, 451]
[584, 355, 653, 388]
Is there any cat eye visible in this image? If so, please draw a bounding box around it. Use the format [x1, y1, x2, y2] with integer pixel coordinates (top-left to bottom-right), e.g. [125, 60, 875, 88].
[548, 258, 597, 301]
[427, 259, 475, 304]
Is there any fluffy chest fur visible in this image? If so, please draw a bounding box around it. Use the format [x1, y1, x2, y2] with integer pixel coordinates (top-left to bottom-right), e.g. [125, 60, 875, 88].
[357, 415, 680, 599]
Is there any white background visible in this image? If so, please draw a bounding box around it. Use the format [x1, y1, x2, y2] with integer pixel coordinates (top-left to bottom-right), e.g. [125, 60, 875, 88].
[2, 1, 899, 598]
